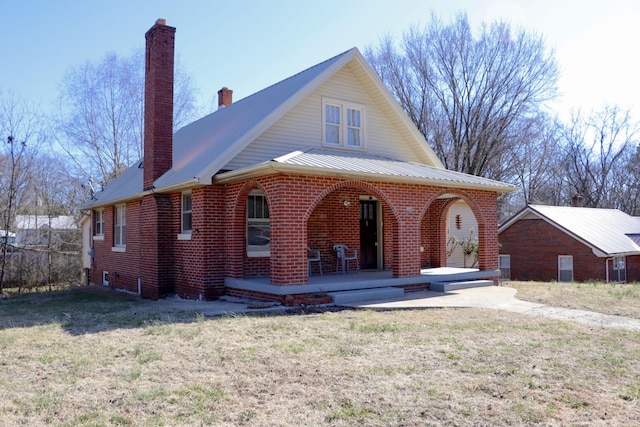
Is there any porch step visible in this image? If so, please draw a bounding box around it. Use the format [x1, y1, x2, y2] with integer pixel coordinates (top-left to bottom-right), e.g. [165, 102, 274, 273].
[328, 287, 404, 304]
[430, 280, 493, 292]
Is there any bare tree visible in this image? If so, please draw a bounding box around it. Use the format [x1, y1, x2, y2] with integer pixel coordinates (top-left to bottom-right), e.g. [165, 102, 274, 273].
[365, 12, 559, 181]
[55, 50, 199, 187]
[560, 106, 639, 209]
[0, 91, 40, 291]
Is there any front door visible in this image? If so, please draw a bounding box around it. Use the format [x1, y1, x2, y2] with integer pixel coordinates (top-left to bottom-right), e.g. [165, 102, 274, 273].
[360, 200, 378, 269]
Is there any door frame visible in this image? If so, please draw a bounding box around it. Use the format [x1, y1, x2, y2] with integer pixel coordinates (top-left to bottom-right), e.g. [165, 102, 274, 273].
[359, 195, 383, 270]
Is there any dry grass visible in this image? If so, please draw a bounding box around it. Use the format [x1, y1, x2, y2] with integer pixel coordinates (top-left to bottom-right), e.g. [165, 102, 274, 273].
[0, 286, 639, 426]
[508, 280, 640, 319]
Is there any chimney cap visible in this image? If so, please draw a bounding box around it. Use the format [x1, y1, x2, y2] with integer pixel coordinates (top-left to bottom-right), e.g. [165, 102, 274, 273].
[156, 18, 167, 26]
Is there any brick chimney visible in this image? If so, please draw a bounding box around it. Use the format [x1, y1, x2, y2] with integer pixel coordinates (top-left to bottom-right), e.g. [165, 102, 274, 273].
[217, 87, 233, 108]
[143, 19, 176, 191]
[571, 193, 584, 207]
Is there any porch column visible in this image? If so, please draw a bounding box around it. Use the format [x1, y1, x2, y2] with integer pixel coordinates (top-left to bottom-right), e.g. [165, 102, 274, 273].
[269, 202, 308, 285]
[393, 214, 422, 277]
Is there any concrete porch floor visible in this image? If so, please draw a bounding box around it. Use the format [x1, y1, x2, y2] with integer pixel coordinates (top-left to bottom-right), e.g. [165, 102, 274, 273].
[225, 267, 500, 296]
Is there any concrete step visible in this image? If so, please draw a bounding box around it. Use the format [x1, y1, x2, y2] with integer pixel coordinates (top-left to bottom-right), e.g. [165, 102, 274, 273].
[430, 280, 493, 292]
[328, 287, 404, 304]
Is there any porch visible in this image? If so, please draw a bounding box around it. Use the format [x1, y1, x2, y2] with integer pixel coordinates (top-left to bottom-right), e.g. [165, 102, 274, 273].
[225, 267, 500, 304]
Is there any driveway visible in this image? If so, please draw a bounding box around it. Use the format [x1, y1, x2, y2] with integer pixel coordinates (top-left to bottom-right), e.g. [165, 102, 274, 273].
[153, 285, 640, 331]
[348, 286, 640, 331]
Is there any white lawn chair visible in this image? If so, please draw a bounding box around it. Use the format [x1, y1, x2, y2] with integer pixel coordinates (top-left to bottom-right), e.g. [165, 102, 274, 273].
[333, 244, 359, 274]
[307, 247, 322, 276]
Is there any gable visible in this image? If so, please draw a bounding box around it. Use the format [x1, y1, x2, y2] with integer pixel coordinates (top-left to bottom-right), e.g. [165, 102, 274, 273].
[225, 64, 435, 171]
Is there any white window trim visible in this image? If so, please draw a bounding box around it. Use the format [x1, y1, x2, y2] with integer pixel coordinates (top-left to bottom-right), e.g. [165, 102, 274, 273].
[114, 204, 126, 249]
[181, 191, 192, 236]
[247, 189, 270, 257]
[322, 97, 365, 150]
[95, 208, 104, 236]
[558, 255, 573, 282]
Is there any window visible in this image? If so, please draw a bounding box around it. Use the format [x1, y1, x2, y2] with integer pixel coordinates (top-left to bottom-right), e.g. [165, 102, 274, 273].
[613, 256, 626, 283]
[247, 190, 270, 256]
[94, 209, 104, 237]
[499, 255, 511, 280]
[558, 255, 573, 282]
[323, 98, 365, 149]
[181, 192, 192, 234]
[114, 205, 126, 247]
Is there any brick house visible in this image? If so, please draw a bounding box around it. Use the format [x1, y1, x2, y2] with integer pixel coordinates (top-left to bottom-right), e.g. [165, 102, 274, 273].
[499, 204, 640, 283]
[82, 19, 515, 304]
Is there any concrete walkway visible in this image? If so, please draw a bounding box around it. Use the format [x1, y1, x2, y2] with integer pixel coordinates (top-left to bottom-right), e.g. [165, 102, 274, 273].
[348, 286, 640, 331]
[148, 285, 640, 331]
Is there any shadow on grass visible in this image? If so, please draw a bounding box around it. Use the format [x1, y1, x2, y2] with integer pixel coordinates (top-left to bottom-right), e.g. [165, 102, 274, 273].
[0, 286, 359, 336]
[0, 287, 201, 335]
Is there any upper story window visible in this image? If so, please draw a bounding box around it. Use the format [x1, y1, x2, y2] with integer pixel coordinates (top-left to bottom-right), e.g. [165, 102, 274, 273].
[181, 192, 192, 234]
[114, 204, 126, 247]
[247, 190, 270, 257]
[94, 209, 104, 237]
[322, 97, 365, 149]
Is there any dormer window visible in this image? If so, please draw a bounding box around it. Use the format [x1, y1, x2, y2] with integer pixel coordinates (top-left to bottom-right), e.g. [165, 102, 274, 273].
[322, 97, 365, 149]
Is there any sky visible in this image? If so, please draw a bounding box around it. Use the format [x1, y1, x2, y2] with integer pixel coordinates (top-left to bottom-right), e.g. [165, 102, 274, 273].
[2, 0, 640, 121]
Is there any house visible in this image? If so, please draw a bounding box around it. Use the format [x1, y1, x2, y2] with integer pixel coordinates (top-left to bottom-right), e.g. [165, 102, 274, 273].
[14, 215, 77, 247]
[499, 204, 640, 283]
[0, 230, 16, 245]
[81, 19, 515, 304]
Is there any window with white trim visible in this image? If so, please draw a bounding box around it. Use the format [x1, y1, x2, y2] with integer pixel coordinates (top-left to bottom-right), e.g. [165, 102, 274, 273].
[114, 204, 126, 247]
[558, 255, 573, 282]
[247, 190, 270, 256]
[322, 98, 365, 149]
[181, 192, 192, 234]
[613, 255, 626, 283]
[499, 254, 511, 280]
[94, 209, 104, 236]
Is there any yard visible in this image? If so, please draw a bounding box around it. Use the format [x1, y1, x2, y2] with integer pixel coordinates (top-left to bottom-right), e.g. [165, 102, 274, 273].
[0, 281, 639, 426]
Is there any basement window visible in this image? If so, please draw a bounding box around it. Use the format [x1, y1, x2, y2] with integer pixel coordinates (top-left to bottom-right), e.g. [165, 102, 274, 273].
[247, 190, 270, 257]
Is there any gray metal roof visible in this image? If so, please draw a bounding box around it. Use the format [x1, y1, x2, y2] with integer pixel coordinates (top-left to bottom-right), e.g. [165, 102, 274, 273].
[500, 204, 640, 256]
[83, 47, 514, 209]
[269, 149, 515, 191]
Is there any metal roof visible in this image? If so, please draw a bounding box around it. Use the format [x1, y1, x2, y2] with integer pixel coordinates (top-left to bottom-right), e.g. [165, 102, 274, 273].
[268, 149, 514, 191]
[500, 204, 640, 256]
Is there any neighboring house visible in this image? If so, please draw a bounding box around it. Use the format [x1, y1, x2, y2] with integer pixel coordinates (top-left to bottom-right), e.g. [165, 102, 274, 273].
[0, 230, 16, 245]
[14, 215, 77, 247]
[82, 19, 515, 303]
[499, 204, 640, 283]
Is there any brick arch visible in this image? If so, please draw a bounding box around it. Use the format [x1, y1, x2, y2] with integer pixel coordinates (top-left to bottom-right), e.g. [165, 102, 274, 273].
[226, 181, 272, 279]
[419, 190, 492, 270]
[303, 180, 399, 222]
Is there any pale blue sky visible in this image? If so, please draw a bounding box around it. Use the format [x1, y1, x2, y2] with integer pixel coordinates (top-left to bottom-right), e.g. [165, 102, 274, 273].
[3, 0, 639, 119]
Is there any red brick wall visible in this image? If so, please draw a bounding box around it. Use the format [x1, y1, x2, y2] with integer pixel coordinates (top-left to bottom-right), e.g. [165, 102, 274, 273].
[500, 218, 604, 281]
[90, 201, 142, 294]
[92, 173, 501, 299]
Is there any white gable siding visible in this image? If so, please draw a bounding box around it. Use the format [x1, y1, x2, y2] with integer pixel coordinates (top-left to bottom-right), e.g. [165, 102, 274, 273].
[225, 65, 431, 170]
[446, 200, 479, 268]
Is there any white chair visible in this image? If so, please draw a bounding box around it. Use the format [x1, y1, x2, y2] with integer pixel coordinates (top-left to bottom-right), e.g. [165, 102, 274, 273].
[333, 244, 359, 274]
[307, 247, 322, 276]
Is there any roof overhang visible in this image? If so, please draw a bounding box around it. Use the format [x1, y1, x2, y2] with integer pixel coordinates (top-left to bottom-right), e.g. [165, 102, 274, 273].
[213, 161, 515, 193]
